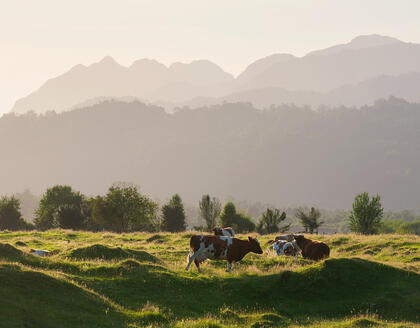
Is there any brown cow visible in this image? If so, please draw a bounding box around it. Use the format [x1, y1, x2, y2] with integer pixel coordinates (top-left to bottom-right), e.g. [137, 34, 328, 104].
[293, 235, 330, 261]
[213, 227, 235, 237]
[185, 235, 263, 272]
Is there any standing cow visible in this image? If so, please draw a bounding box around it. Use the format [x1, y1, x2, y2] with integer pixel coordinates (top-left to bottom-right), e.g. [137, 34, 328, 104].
[213, 227, 235, 237]
[185, 235, 263, 272]
[293, 235, 330, 261]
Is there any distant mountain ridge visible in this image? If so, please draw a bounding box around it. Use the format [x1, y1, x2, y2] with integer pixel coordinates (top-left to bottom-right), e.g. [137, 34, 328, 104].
[10, 34, 420, 113]
[3, 98, 420, 209]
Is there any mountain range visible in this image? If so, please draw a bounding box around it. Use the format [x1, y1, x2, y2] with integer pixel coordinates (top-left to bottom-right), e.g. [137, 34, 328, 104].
[11, 34, 420, 113]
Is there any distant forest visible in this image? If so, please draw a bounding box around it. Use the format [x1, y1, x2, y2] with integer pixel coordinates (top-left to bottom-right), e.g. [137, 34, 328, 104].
[1, 97, 420, 212]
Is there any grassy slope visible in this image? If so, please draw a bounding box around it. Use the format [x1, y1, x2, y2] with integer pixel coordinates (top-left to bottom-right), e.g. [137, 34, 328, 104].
[0, 230, 419, 328]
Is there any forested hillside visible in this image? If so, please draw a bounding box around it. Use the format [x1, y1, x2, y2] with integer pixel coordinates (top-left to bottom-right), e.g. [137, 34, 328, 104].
[1, 97, 420, 209]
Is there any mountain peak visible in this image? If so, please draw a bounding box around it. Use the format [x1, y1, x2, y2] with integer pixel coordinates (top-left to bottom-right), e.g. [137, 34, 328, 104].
[349, 34, 402, 47]
[237, 53, 296, 82]
[130, 58, 167, 69]
[307, 34, 403, 57]
[96, 56, 119, 66]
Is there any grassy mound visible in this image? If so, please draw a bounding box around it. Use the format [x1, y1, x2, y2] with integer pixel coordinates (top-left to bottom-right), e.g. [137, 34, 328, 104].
[0, 231, 419, 327]
[0, 243, 24, 261]
[67, 244, 159, 263]
[0, 264, 125, 328]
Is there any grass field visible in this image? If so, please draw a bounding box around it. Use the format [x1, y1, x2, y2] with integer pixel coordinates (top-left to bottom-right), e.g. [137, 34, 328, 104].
[0, 230, 419, 327]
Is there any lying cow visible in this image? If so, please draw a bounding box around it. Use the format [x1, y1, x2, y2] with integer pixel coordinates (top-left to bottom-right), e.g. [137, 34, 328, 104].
[273, 234, 295, 242]
[293, 235, 330, 261]
[267, 234, 301, 256]
[213, 227, 235, 237]
[185, 235, 263, 272]
[273, 240, 298, 256]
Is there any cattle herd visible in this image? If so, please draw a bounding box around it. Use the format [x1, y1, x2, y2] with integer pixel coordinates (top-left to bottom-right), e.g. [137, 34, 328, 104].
[186, 227, 330, 272]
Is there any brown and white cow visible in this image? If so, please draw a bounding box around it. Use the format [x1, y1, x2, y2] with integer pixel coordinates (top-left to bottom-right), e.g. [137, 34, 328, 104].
[185, 235, 263, 272]
[293, 235, 330, 261]
[273, 240, 298, 256]
[268, 234, 301, 256]
[213, 227, 235, 237]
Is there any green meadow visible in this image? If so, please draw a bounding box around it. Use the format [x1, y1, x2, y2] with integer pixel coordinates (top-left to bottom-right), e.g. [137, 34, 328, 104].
[0, 230, 419, 327]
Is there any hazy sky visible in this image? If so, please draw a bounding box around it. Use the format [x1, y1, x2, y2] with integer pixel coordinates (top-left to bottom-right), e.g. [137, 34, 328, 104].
[1, 0, 420, 115]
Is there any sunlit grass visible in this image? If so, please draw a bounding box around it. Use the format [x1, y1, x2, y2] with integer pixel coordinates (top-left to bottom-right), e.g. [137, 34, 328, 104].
[0, 230, 419, 327]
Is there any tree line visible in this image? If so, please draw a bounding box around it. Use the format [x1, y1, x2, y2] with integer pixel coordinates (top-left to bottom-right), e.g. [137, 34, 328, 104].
[1, 184, 418, 235]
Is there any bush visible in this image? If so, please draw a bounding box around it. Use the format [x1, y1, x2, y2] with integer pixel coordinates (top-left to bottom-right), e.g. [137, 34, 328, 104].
[349, 192, 383, 234]
[401, 220, 420, 235]
[296, 207, 323, 233]
[91, 183, 158, 232]
[0, 196, 30, 231]
[34, 185, 87, 230]
[257, 208, 289, 234]
[219, 202, 255, 233]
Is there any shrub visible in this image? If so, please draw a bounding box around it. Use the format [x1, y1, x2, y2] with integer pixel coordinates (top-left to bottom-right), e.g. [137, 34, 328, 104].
[296, 207, 323, 233]
[349, 192, 383, 234]
[91, 183, 158, 232]
[219, 202, 255, 233]
[257, 208, 289, 234]
[34, 185, 86, 230]
[0, 196, 29, 231]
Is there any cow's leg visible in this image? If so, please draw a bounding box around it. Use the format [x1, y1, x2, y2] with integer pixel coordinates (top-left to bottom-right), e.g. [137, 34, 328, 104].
[185, 245, 204, 271]
[226, 261, 233, 272]
[194, 258, 201, 273]
[185, 250, 197, 271]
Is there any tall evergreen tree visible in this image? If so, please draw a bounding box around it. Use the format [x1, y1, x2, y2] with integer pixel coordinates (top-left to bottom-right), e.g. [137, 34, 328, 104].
[162, 194, 186, 232]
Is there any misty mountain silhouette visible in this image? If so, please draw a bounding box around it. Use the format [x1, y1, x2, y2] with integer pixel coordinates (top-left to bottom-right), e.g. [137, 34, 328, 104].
[11, 58, 234, 114]
[181, 72, 420, 110]
[10, 34, 420, 114]
[2, 98, 420, 209]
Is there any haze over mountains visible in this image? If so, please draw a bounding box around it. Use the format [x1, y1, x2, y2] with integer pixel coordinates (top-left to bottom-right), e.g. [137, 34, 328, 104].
[2, 97, 420, 210]
[11, 34, 420, 113]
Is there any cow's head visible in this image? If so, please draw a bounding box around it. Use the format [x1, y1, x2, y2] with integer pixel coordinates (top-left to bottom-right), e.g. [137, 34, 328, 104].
[294, 234, 304, 241]
[213, 227, 223, 235]
[283, 243, 295, 256]
[248, 236, 263, 254]
[293, 234, 305, 248]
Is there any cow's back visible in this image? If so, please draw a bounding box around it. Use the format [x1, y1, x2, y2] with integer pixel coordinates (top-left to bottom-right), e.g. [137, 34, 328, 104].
[303, 240, 330, 261]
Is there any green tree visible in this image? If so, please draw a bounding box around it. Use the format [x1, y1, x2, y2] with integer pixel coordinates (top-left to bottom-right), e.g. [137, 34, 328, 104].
[219, 202, 255, 233]
[91, 183, 158, 232]
[296, 207, 323, 233]
[161, 194, 186, 232]
[35, 185, 86, 230]
[199, 194, 221, 231]
[349, 192, 383, 234]
[257, 208, 290, 234]
[0, 196, 29, 230]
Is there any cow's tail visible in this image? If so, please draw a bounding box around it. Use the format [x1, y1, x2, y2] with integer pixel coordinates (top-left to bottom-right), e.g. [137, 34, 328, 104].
[265, 239, 275, 246]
